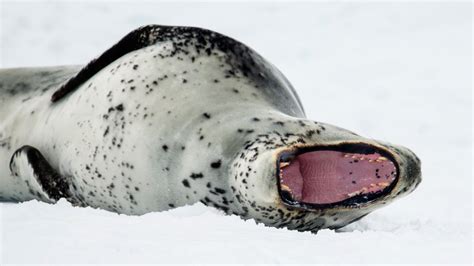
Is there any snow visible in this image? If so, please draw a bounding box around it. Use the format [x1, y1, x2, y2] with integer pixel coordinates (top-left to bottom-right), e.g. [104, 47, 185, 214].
[1, 199, 469, 264]
[0, 1, 472, 264]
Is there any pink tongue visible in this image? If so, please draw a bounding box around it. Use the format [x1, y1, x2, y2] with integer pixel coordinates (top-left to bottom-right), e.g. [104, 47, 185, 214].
[280, 150, 397, 204]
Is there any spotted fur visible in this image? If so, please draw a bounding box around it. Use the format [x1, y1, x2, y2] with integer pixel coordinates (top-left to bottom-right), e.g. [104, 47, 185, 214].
[0, 25, 421, 232]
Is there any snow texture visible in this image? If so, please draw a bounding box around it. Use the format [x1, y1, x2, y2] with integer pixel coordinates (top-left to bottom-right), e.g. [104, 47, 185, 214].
[0, 1, 472, 264]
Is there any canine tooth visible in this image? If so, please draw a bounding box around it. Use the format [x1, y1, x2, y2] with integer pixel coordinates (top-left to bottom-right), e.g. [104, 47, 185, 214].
[378, 157, 388, 161]
[280, 162, 290, 168]
[280, 184, 291, 191]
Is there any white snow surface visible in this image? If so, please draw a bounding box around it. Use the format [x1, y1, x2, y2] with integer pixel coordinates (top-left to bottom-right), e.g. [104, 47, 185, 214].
[0, 1, 472, 264]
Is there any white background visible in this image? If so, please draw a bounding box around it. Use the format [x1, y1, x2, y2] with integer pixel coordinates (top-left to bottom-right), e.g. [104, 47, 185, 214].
[0, 1, 472, 264]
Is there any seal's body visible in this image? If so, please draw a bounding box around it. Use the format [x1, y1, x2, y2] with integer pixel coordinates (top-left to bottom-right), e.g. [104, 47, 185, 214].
[0, 25, 421, 232]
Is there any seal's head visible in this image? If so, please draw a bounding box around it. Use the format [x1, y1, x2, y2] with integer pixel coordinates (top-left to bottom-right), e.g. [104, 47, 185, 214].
[228, 118, 421, 233]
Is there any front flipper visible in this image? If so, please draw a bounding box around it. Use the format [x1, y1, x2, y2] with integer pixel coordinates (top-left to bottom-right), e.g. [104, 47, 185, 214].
[9, 146, 71, 202]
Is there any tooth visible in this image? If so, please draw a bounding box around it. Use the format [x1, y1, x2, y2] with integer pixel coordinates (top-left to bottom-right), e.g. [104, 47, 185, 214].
[280, 162, 290, 168]
[378, 157, 387, 161]
[370, 183, 376, 187]
[360, 157, 365, 161]
[368, 160, 373, 162]
[378, 182, 390, 188]
[348, 186, 373, 197]
[344, 154, 350, 158]
[347, 191, 359, 197]
[351, 156, 357, 159]
[281, 184, 291, 191]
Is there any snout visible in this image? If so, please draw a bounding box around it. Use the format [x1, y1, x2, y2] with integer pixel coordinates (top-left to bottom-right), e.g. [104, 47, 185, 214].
[402, 147, 422, 191]
[377, 142, 422, 195]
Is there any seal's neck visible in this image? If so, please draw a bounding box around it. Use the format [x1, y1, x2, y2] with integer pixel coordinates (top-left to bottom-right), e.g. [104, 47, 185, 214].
[197, 109, 324, 215]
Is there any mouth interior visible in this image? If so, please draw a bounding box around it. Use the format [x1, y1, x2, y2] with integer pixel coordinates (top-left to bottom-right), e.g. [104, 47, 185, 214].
[278, 146, 397, 205]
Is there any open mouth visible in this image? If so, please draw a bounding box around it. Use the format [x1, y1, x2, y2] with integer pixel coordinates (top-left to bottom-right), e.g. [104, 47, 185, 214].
[277, 143, 398, 208]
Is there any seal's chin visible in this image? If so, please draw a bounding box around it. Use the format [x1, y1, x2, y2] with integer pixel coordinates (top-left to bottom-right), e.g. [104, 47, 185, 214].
[277, 143, 398, 208]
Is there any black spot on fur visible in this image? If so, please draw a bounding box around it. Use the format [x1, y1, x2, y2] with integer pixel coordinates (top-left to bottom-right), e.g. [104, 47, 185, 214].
[306, 130, 315, 138]
[182, 179, 190, 187]
[103, 126, 110, 137]
[210, 160, 221, 169]
[190, 173, 203, 179]
[214, 188, 226, 194]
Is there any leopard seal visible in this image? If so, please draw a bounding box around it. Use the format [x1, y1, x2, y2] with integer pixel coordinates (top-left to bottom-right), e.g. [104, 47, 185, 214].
[0, 25, 421, 232]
